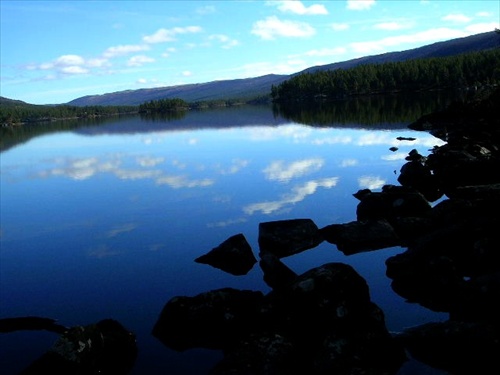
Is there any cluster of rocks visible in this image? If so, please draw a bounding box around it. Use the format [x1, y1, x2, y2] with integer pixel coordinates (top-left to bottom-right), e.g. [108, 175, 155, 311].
[154, 88, 500, 374]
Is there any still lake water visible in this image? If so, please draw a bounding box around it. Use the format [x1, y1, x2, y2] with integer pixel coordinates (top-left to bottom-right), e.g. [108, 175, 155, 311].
[1, 96, 456, 374]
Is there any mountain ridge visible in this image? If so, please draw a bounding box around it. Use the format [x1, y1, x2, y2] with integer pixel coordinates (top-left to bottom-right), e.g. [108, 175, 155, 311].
[5, 31, 498, 107]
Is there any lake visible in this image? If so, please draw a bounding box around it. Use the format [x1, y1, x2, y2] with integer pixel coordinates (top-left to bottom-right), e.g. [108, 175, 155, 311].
[0, 94, 460, 374]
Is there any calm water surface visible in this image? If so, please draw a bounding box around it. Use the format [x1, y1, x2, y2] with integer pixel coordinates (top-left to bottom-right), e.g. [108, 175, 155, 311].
[1, 99, 452, 374]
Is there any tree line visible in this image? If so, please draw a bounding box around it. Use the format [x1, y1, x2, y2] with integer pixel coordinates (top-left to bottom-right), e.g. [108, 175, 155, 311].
[271, 49, 500, 102]
[0, 98, 137, 125]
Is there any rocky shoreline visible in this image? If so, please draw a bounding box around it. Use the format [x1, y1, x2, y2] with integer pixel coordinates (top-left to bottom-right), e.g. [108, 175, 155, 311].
[153, 88, 500, 374]
[2, 88, 499, 374]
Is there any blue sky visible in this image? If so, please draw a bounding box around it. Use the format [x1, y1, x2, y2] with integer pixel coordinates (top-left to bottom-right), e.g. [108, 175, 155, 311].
[1, 0, 498, 104]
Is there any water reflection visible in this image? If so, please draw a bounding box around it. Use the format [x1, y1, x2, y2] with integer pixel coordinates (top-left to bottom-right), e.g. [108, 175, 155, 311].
[0, 96, 453, 374]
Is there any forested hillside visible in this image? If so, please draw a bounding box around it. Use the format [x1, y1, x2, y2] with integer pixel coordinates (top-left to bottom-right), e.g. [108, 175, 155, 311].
[0, 97, 137, 125]
[271, 49, 500, 102]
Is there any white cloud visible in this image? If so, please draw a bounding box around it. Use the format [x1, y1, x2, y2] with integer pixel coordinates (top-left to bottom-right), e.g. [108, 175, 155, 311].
[103, 44, 150, 58]
[476, 11, 492, 17]
[346, 0, 376, 11]
[263, 158, 324, 182]
[244, 177, 339, 215]
[358, 175, 385, 189]
[156, 175, 214, 188]
[136, 156, 165, 167]
[302, 47, 347, 57]
[442, 13, 472, 23]
[182, 70, 193, 77]
[466, 22, 500, 34]
[60, 66, 88, 74]
[350, 28, 467, 55]
[251, 16, 316, 40]
[127, 55, 155, 67]
[339, 159, 358, 167]
[143, 26, 203, 44]
[331, 23, 350, 31]
[269, 1, 328, 15]
[209, 34, 239, 49]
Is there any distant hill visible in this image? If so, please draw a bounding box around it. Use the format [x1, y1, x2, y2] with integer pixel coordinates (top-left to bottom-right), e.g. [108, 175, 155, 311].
[61, 31, 498, 107]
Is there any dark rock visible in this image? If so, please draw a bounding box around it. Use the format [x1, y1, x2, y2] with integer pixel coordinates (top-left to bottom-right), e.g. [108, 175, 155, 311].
[152, 288, 265, 351]
[404, 148, 424, 161]
[0, 316, 66, 334]
[397, 160, 442, 201]
[259, 252, 298, 291]
[396, 320, 500, 375]
[321, 219, 400, 255]
[389, 146, 399, 152]
[355, 185, 432, 221]
[265, 263, 406, 374]
[210, 332, 296, 375]
[258, 219, 323, 258]
[397, 136, 416, 141]
[389, 216, 434, 244]
[20, 319, 137, 375]
[195, 233, 257, 276]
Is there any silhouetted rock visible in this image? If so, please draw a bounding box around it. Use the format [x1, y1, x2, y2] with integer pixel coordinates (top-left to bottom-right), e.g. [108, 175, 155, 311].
[20, 319, 137, 375]
[321, 219, 400, 255]
[398, 159, 442, 201]
[259, 252, 298, 291]
[258, 219, 323, 258]
[396, 320, 500, 375]
[210, 332, 296, 375]
[355, 185, 431, 221]
[195, 233, 257, 275]
[152, 288, 265, 351]
[0, 316, 66, 334]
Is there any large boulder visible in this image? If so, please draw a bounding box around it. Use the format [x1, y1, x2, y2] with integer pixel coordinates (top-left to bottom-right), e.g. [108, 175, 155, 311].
[152, 288, 265, 351]
[20, 319, 137, 375]
[195, 233, 257, 276]
[258, 219, 323, 258]
[321, 219, 400, 255]
[354, 185, 432, 222]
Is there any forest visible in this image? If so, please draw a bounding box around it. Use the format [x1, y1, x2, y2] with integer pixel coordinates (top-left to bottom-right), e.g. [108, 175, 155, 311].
[271, 49, 500, 102]
[0, 97, 137, 125]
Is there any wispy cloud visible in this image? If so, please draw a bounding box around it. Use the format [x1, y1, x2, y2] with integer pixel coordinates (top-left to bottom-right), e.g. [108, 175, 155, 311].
[358, 175, 385, 189]
[374, 21, 413, 31]
[350, 27, 467, 55]
[251, 16, 316, 40]
[244, 177, 338, 215]
[331, 23, 350, 31]
[143, 26, 203, 44]
[441, 13, 472, 23]
[127, 55, 155, 67]
[156, 175, 214, 188]
[208, 34, 240, 49]
[268, 1, 329, 15]
[263, 158, 324, 182]
[346, 0, 376, 11]
[103, 44, 150, 58]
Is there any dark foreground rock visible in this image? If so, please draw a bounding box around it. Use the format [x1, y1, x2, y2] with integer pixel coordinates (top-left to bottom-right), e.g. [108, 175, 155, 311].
[20, 319, 137, 375]
[258, 218, 323, 258]
[195, 233, 257, 275]
[396, 320, 500, 375]
[153, 263, 406, 374]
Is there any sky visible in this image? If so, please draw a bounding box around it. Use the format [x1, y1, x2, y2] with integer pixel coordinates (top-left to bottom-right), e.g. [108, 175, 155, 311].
[1, 0, 498, 104]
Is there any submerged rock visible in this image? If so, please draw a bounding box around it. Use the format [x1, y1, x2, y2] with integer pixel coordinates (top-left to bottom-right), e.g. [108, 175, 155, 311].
[0, 316, 66, 334]
[195, 233, 257, 276]
[258, 219, 323, 258]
